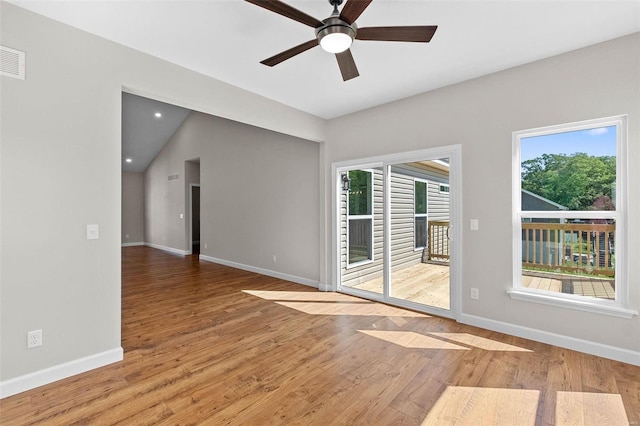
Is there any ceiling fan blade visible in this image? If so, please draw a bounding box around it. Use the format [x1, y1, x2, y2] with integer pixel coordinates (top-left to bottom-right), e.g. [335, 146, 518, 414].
[339, 0, 373, 24]
[356, 26, 438, 42]
[260, 39, 319, 67]
[335, 49, 359, 81]
[245, 0, 324, 28]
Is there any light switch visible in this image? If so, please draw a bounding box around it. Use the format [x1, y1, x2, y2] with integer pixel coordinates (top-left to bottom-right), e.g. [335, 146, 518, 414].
[87, 224, 99, 240]
[470, 219, 479, 231]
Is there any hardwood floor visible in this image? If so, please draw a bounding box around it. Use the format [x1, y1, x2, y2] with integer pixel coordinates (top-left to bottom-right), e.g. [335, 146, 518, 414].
[1, 246, 638, 425]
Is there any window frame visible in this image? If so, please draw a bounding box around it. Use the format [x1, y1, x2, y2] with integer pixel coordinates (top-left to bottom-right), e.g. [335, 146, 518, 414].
[346, 169, 374, 268]
[414, 178, 429, 251]
[510, 115, 635, 318]
[439, 183, 450, 194]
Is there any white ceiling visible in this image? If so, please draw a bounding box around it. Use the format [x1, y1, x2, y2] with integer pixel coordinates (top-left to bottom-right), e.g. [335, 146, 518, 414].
[9, 1, 640, 120]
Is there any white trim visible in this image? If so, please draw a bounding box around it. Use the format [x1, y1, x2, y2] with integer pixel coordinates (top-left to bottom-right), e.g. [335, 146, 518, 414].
[507, 290, 637, 318]
[121, 242, 144, 247]
[199, 255, 319, 288]
[459, 313, 639, 367]
[413, 178, 429, 250]
[346, 169, 374, 267]
[512, 115, 629, 311]
[332, 145, 462, 320]
[318, 282, 332, 292]
[346, 258, 373, 269]
[438, 183, 450, 194]
[0, 347, 123, 399]
[144, 242, 189, 256]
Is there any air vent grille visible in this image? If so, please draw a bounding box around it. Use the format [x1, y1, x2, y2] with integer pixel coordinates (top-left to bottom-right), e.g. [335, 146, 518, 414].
[1, 46, 26, 80]
[168, 174, 179, 181]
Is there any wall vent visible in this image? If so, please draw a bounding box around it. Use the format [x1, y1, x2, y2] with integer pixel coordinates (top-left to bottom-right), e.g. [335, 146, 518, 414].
[168, 174, 179, 181]
[1, 46, 26, 80]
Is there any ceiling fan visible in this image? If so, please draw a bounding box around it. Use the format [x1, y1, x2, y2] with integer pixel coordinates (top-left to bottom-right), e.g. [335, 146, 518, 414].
[245, 0, 438, 81]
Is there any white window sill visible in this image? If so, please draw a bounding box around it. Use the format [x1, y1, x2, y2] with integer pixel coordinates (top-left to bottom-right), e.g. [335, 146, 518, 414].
[507, 290, 638, 319]
[346, 259, 373, 270]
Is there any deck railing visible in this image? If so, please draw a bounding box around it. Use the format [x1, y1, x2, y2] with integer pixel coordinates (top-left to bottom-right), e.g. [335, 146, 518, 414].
[521, 221, 615, 277]
[427, 221, 450, 261]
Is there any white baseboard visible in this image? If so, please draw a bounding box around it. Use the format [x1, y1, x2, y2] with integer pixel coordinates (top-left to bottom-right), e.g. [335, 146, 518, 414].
[459, 313, 640, 366]
[0, 347, 123, 399]
[318, 282, 333, 292]
[144, 242, 189, 256]
[121, 242, 144, 247]
[199, 255, 319, 289]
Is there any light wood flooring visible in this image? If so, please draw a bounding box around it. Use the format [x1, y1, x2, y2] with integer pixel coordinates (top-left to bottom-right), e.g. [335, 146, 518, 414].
[1, 246, 638, 425]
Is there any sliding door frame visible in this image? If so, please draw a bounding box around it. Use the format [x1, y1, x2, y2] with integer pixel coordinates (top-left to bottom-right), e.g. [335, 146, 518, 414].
[331, 145, 462, 320]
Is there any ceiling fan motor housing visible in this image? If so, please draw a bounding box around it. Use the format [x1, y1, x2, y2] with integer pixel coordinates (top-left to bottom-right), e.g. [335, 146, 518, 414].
[316, 17, 357, 48]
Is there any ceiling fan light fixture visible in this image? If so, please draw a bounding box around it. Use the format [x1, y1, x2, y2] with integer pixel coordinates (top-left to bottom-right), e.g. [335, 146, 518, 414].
[320, 31, 352, 53]
[316, 18, 356, 53]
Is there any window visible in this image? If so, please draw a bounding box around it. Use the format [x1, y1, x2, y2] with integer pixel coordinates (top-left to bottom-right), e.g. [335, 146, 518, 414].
[439, 183, 450, 193]
[347, 170, 373, 266]
[414, 179, 428, 249]
[511, 116, 633, 317]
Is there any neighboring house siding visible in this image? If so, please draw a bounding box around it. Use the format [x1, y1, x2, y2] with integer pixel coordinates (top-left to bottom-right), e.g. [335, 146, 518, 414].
[341, 164, 450, 288]
[521, 189, 568, 265]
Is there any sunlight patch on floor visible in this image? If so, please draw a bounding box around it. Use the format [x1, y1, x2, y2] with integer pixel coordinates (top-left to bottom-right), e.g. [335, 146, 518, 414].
[555, 391, 628, 426]
[275, 302, 427, 317]
[242, 290, 361, 302]
[428, 332, 533, 352]
[422, 386, 540, 425]
[359, 330, 470, 350]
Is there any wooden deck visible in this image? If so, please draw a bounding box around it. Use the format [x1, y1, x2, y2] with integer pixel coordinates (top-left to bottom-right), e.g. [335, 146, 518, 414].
[346, 264, 616, 311]
[1, 246, 638, 425]
[346, 262, 451, 310]
[521, 271, 615, 300]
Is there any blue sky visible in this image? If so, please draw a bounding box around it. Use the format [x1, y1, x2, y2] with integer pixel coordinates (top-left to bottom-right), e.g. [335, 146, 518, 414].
[521, 125, 617, 163]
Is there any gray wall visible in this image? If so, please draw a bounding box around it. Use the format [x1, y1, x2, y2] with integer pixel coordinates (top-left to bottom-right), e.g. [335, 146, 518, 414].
[0, 3, 324, 384]
[145, 111, 320, 281]
[121, 172, 144, 244]
[323, 33, 640, 354]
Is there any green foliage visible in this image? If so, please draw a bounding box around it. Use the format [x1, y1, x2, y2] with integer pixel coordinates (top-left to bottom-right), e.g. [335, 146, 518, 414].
[415, 181, 427, 214]
[348, 170, 372, 215]
[521, 153, 615, 211]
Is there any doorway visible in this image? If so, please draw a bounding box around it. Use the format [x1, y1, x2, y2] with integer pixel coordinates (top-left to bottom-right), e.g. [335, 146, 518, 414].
[185, 158, 201, 256]
[334, 146, 461, 318]
[190, 184, 201, 255]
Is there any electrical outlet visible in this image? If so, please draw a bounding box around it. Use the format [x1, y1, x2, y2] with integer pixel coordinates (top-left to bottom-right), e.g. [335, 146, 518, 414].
[27, 329, 42, 348]
[470, 288, 480, 300]
[273, 255, 277, 263]
[204, 243, 207, 249]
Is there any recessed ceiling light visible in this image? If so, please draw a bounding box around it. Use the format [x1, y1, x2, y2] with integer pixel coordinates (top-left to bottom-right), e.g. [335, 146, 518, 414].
[125, 158, 132, 163]
[154, 112, 162, 118]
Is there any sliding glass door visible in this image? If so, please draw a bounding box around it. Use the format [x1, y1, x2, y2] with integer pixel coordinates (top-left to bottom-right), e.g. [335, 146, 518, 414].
[339, 167, 383, 296]
[335, 148, 459, 317]
[388, 160, 450, 311]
